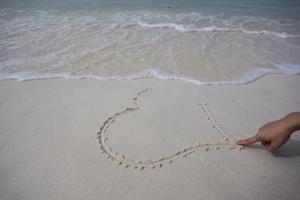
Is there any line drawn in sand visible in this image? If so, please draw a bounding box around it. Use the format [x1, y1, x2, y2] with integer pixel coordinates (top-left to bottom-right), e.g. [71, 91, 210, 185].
[97, 88, 245, 170]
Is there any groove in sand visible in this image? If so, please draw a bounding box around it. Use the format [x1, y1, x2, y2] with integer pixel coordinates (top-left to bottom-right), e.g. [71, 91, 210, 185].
[97, 89, 244, 170]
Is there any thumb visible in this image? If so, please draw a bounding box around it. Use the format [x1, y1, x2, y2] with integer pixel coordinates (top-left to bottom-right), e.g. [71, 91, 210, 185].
[236, 136, 259, 146]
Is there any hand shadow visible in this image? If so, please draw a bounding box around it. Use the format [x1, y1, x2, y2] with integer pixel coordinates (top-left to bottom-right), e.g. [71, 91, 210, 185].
[274, 139, 300, 158]
[248, 139, 300, 158]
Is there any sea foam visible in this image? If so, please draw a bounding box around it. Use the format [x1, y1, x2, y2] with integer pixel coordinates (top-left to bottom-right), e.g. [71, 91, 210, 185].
[1, 8, 300, 85]
[136, 21, 300, 39]
[1, 63, 299, 85]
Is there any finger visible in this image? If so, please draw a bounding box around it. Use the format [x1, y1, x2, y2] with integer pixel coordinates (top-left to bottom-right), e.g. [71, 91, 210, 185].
[236, 136, 259, 145]
[267, 140, 281, 153]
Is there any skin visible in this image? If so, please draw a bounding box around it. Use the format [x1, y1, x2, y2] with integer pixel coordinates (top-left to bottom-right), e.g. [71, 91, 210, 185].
[236, 112, 300, 153]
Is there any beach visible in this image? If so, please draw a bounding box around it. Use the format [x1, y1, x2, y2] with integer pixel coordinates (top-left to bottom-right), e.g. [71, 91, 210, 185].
[1, 0, 300, 199]
[0, 74, 300, 200]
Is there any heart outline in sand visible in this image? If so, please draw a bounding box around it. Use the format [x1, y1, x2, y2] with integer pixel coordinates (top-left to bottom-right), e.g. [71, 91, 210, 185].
[97, 88, 244, 170]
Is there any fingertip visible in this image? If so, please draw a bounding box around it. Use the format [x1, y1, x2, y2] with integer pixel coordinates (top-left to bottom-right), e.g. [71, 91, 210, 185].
[239, 136, 259, 145]
[235, 140, 244, 145]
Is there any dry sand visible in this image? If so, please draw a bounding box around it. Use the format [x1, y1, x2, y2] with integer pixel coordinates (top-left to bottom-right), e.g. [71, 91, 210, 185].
[0, 74, 300, 200]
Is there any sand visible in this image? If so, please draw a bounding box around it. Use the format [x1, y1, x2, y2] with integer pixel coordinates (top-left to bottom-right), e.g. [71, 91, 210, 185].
[0, 74, 300, 200]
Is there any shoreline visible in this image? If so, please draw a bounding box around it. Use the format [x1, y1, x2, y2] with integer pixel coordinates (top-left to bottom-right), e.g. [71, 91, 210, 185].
[0, 74, 300, 199]
[1, 66, 300, 86]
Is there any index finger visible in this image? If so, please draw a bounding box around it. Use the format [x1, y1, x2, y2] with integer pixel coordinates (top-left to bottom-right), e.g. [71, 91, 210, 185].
[236, 136, 259, 146]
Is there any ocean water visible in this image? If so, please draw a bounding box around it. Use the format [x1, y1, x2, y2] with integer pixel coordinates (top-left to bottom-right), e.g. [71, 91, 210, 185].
[1, 0, 300, 84]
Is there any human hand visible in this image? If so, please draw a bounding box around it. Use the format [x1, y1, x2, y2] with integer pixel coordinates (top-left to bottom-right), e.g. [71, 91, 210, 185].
[235, 115, 297, 153]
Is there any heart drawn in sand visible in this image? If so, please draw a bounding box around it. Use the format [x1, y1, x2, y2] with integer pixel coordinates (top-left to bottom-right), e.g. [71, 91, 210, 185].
[97, 89, 244, 171]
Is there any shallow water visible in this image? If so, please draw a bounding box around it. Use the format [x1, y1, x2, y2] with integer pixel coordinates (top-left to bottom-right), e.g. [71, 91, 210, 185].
[1, 1, 300, 84]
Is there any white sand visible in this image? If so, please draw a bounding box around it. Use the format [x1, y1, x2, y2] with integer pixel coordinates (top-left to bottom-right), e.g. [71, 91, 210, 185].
[0, 74, 300, 200]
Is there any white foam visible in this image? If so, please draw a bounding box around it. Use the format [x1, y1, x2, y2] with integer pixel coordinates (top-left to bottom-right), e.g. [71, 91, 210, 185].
[1, 8, 300, 85]
[1, 64, 299, 85]
[275, 63, 300, 74]
[136, 21, 190, 32]
[136, 21, 300, 39]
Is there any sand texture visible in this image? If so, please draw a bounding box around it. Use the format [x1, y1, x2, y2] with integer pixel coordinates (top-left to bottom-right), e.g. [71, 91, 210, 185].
[0, 75, 300, 200]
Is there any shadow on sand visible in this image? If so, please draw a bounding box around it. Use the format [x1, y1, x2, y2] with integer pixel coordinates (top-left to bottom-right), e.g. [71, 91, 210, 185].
[249, 139, 300, 158]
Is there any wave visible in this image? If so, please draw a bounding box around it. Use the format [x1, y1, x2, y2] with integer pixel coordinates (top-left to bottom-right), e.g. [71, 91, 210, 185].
[1, 8, 299, 39]
[1, 8, 300, 85]
[1, 63, 299, 85]
[136, 21, 300, 39]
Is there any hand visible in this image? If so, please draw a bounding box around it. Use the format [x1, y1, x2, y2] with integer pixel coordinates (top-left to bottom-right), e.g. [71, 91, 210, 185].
[235, 113, 299, 153]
